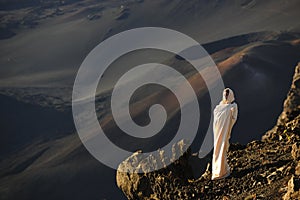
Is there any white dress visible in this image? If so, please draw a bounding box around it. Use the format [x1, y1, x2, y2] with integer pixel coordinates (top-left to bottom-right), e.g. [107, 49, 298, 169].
[212, 88, 238, 180]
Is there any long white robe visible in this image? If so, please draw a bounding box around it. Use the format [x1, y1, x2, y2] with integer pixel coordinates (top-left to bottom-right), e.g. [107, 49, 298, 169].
[212, 89, 238, 180]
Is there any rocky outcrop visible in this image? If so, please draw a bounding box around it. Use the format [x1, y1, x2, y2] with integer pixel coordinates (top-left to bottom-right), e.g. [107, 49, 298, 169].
[263, 63, 300, 142]
[116, 140, 194, 200]
[117, 63, 300, 200]
[262, 63, 300, 199]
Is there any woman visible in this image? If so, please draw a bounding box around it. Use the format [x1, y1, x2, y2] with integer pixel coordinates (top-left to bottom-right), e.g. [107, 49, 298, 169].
[211, 88, 238, 180]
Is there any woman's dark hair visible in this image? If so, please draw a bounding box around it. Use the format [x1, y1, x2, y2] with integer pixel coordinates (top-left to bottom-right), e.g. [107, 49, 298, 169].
[225, 89, 230, 99]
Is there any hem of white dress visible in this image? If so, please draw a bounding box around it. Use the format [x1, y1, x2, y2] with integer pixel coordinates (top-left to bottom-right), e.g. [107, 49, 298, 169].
[211, 172, 230, 180]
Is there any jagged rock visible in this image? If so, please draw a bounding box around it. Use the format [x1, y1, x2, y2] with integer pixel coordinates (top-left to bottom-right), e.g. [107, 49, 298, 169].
[295, 162, 300, 176]
[263, 63, 300, 142]
[244, 194, 256, 200]
[279, 64, 300, 125]
[267, 171, 278, 184]
[116, 140, 193, 200]
[198, 163, 212, 181]
[283, 176, 300, 200]
[292, 143, 300, 161]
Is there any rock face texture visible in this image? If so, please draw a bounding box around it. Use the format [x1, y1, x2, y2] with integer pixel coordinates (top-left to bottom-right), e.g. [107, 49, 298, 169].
[117, 63, 300, 199]
[263, 63, 300, 142]
[116, 141, 194, 200]
[283, 176, 300, 200]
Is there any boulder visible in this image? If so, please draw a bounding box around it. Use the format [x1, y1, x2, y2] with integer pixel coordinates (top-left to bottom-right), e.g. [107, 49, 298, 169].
[116, 140, 194, 200]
